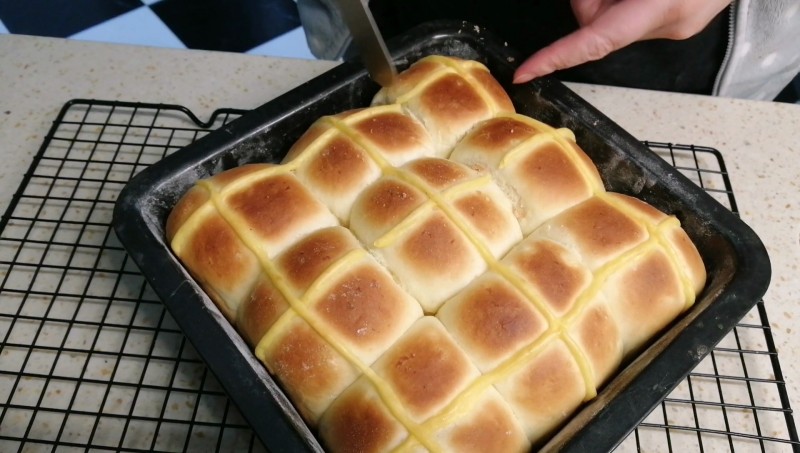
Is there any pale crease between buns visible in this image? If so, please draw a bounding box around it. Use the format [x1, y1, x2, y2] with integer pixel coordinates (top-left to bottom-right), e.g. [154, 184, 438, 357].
[166, 55, 707, 452]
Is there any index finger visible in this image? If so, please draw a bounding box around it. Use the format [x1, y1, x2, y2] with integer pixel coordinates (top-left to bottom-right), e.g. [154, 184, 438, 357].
[513, 0, 666, 83]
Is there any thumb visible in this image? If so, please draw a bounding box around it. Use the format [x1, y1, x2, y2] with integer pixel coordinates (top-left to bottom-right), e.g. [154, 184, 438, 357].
[513, 0, 664, 83]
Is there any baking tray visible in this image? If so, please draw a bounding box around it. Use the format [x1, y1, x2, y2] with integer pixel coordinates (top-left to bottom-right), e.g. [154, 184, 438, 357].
[112, 20, 771, 452]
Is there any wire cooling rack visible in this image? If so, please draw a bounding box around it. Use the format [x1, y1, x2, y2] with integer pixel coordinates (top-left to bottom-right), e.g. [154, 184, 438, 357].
[1, 100, 798, 452]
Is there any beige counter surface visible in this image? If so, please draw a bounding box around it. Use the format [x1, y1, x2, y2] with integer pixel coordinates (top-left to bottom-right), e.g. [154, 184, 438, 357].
[1, 33, 798, 451]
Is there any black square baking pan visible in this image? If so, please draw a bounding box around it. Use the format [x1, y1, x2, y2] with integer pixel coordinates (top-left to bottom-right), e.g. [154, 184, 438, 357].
[112, 20, 771, 452]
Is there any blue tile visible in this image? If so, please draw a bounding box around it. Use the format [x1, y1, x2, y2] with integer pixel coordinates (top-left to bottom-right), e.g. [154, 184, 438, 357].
[151, 0, 300, 53]
[246, 26, 315, 60]
[0, 0, 143, 38]
[69, 7, 185, 49]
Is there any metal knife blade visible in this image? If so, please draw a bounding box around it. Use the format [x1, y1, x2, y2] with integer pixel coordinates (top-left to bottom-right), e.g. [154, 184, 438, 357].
[334, 0, 397, 87]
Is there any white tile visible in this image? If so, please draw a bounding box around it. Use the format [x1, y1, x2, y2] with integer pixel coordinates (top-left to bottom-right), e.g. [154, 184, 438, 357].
[68, 6, 185, 49]
[0, 19, 9, 34]
[246, 26, 316, 60]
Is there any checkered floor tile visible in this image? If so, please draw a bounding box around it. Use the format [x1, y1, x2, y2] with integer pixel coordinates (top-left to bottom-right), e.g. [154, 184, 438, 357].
[0, 0, 316, 59]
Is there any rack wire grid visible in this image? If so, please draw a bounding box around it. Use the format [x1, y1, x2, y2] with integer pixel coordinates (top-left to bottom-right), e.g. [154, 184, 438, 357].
[0, 99, 797, 452]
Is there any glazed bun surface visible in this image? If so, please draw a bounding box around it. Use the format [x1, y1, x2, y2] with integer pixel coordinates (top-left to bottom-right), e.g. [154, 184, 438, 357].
[167, 55, 706, 452]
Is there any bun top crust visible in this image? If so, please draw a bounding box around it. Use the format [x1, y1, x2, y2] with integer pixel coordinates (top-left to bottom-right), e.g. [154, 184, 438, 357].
[166, 55, 707, 451]
[373, 56, 515, 156]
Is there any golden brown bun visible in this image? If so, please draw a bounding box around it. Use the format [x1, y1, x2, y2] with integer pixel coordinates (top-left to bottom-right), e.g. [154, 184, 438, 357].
[349, 157, 522, 313]
[372, 56, 515, 156]
[166, 55, 706, 451]
[450, 114, 604, 234]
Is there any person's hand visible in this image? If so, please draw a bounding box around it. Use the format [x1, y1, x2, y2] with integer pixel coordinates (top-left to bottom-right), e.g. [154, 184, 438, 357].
[512, 0, 732, 84]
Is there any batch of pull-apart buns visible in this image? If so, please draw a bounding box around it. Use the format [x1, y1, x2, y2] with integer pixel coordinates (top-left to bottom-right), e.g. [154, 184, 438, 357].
[165, 55, 707, 452]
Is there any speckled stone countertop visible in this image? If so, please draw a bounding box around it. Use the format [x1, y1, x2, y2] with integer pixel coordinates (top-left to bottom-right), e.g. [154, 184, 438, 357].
[1, 34, 798, 449]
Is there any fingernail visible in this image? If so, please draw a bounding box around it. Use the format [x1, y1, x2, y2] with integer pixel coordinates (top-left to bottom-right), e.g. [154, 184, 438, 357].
[513, 72, 534, 84]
